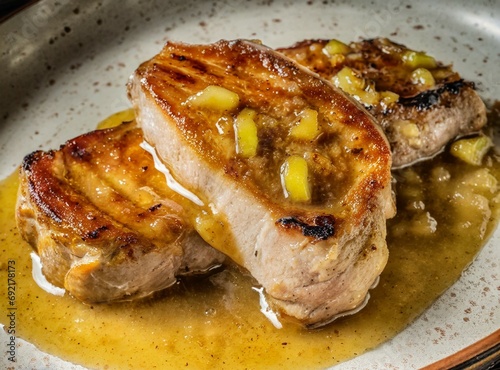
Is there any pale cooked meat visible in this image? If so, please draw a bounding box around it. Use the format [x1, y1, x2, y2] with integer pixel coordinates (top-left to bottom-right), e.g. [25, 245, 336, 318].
[278, 38, 487, 168]
[128, 39, 395, 327]
[16, 122, 225, 303]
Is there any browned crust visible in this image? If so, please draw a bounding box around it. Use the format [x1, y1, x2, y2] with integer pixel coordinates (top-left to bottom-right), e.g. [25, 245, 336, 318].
[278, 38, 487, 167]
[15, 123, 224, 303]
[132, 39, 394, 233]
[19, 149, 133, 249]
[129, 39, 394, 325]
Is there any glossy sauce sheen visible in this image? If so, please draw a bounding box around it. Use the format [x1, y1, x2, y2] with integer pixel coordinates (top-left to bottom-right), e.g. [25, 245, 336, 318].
[1, 110, 499, 369]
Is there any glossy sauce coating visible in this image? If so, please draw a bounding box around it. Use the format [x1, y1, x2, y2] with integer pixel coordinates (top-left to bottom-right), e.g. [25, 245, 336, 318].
[1, 109, 499, 369]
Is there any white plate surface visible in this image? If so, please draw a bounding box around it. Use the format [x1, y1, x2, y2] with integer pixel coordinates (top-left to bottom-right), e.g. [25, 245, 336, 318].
[1, 0, 499, 369]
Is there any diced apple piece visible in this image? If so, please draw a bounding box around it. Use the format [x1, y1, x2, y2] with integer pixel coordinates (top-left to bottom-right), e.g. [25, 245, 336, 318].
[290, 108, 319, 140]
[354, 89, 380, 106]
[410, 68, 436, 88]
[450, 135, 493, 166]
[332, 67, 380, 106]
[281, 155, 311, 202]
[323, 39, 351, 55]
[186, 85, 240, 111]
[332, 66, 365, 94]
[234, 108, 258, 157]
[401, 50, 437, 69]
[379, 91, 399, 109]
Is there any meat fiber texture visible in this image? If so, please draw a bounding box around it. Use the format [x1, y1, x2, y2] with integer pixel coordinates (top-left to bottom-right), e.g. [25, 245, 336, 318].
[16, 122, 225, 303]
[129, 39, 395, 327]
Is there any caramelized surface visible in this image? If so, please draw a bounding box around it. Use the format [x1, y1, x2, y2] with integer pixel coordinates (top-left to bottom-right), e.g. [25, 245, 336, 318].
[279, 38, 462, 98]
[130, 40, 395, 325]
[278, 38, 487, 167]
[15, 121, 225, 303]
[132, 40, 393, 217]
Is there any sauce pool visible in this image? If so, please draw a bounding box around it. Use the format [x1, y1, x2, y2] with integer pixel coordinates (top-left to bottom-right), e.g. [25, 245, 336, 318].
[0, 110, 499, 369]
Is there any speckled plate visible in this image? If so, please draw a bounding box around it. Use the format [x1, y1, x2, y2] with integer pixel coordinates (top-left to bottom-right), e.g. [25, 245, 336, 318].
[1, 0, 499, 368]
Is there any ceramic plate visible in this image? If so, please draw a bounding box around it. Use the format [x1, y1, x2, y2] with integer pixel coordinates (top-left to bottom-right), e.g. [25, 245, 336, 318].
[1, 0, 499, 368]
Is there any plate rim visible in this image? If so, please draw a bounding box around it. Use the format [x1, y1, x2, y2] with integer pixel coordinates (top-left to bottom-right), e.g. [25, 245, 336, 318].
[1, 0, 499, 368]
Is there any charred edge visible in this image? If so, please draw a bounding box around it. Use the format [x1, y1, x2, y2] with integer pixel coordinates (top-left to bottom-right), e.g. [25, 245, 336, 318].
[138, 203, 162, 218]
[22, 152, 64, 224]
[27, 179, 63, 224]
[276, 215, 335, 240]
[67, 141, 90, 160]
[83, 225, 109, 241]
[399, 79, 467, 110]
[148, 203, 162, 212]
[22, 151, 46, 172]
[171, 53, 186, 61]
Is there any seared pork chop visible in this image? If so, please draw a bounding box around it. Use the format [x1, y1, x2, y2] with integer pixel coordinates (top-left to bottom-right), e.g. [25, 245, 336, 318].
[128, 39, 395, 327]
[16, 122, 225, 303]
[278, 38, 487, 168]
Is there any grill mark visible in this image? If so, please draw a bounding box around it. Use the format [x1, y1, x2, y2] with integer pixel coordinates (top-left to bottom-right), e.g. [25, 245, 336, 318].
[27, 178, 63, 223]
[277, 215, 336, 240]
[398, 79, 467, 111]
[83, 225, 109, 240]
[152, 62, 197, 85]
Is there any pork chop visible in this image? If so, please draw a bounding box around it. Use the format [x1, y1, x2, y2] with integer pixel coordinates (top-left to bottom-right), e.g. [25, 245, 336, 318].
[16, 121, 225, 303]
[128, 39, 395, 327]
[278, 38, 487, 168]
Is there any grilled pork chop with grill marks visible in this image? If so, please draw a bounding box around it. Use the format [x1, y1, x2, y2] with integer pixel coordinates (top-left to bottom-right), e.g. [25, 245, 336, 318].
[16, 122, 225, 303]
[278, 38, 487, 168]
[128, 39, 395, 327]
